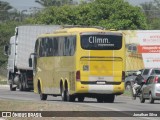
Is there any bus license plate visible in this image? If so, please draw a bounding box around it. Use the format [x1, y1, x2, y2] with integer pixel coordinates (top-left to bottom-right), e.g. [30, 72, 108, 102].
[96, 81, 106, 84]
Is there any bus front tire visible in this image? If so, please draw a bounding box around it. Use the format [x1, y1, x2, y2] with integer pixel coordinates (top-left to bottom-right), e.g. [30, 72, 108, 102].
[40, 93, 47, 100]
[38, 82, 47, 100]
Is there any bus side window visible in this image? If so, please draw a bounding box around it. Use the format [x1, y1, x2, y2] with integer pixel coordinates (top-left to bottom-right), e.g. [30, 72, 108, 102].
[46, 38, 53, 56]
[39, 39, 43, 57]
[58, 37, 64, 56]
[39, 38, 46, 57]
[53, 38, 58, 56]
[69, 36, 76, 56]
[64, 37, 69, 56]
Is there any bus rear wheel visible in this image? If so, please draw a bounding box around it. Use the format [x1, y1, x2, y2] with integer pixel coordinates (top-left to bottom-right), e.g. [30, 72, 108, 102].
[66, 90, 75, 102]
[61, 87, 67, 101]
[78, 96, 84, 102]
[103, 95, 115, 103]
[97, 97, 103, 103]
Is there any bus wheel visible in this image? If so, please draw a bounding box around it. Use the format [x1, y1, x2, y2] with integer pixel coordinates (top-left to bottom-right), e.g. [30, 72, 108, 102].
[104, 95, 115, 103]
[61, 88, 67, 101]
[69, 95, 76, 102]
[66, 89, 75, 102]
[97, 97, 103, 103]
[78, 96, 84, 102]
[38, 83, 47, 100]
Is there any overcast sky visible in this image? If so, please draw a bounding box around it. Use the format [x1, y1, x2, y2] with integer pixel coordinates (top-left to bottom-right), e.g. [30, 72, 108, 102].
[2, 0, 153, 11]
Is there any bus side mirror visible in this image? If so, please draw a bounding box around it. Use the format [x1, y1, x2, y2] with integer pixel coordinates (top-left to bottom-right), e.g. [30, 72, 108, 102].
[29, 53, 37, 67]
[29, 58, 32, 67]
[4, 45, 9, 55]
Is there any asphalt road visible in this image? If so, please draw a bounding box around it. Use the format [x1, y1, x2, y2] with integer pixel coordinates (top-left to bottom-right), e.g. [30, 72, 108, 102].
[0, 86, 160, 120]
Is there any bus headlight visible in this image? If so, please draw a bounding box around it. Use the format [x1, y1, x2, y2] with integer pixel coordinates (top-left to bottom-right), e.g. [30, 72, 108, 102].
[83, 65, 89, 71]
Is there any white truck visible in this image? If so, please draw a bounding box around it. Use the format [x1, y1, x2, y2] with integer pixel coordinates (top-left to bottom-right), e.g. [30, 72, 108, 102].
[4, 25, 62, 91]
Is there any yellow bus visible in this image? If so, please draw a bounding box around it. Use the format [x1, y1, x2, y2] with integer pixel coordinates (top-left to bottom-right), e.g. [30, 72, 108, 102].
[29, 27, 126, 103]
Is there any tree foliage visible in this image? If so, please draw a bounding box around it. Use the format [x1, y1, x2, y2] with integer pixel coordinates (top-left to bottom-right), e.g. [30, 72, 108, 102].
[0, 1, 13, 21]
[30, 0, 148, 30]
[0, 21, 18, 65]
[35, 0, 74, 7]
[141, 0, 160, 29]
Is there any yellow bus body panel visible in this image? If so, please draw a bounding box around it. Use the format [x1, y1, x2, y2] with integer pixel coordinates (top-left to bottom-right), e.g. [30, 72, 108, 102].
[34, 28, 125, 96]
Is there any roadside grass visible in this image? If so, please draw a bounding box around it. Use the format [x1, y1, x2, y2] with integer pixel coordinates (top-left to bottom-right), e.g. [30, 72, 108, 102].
[0, 76, 7, 85]
[123, 89, 132, 97]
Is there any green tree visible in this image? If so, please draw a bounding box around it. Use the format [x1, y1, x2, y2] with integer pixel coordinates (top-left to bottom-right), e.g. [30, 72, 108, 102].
[141, 0, 160, 29]
[0, 21, 18, 66]
[35, 0, 74, 7]
[0, 1, 13, 21]
[31, 0, 148, 30]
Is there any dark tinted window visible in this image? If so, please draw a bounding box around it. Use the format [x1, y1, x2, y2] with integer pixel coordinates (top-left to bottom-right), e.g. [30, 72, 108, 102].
[143, 69, 150, 75]
[132, 46, 137, 52]
[81, 34, 122, 50]
[38, 36, 76, 57]
[128, 45, 132, 51]
[35, 39, 39, 54]
[154, 70, 160, 74]
[39, 38, 45, 57]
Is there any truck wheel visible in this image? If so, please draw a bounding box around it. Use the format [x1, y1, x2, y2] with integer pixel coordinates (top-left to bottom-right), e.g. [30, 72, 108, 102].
[22, 73, 27, 91]
[19, 80, 23, 91]
[10, 75, 16, 91]
[10, 83, 16, 91]
[19, 74, 23, 91]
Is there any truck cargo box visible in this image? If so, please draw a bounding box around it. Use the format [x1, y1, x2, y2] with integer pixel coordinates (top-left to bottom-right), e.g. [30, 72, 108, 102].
[15, 25, 62, 70]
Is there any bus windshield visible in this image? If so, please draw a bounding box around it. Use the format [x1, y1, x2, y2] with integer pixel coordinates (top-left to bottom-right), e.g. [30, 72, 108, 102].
[81, 33, 122, 50]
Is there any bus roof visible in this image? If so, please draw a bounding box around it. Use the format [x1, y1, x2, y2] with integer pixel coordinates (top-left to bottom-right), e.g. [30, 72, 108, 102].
[38, 27, 123, 38]
[38, 27, 105, 37]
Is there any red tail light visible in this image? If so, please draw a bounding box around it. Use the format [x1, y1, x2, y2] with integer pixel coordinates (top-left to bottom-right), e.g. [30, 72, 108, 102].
[154, 76, 158, 83]
[122, 71, 125, 82]
[76, 71, 80, 81]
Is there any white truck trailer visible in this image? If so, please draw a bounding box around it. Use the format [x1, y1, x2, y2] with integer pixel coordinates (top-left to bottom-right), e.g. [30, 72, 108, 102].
[4, 25, 62, 91]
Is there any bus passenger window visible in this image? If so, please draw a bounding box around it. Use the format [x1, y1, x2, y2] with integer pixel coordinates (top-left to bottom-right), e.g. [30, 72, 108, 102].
[53, 38, 58, 56]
